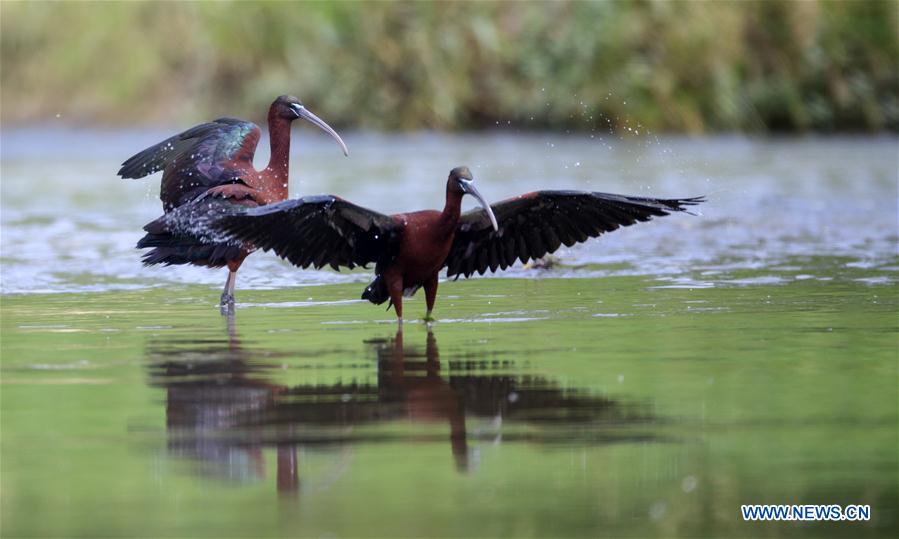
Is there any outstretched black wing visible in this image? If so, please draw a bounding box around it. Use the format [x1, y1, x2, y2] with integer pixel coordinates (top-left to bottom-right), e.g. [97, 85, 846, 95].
[118, 118, 261, 211]
[213, 196, 404, 271]
[137, 196, 250, 268]
[445, 191, 704, 278]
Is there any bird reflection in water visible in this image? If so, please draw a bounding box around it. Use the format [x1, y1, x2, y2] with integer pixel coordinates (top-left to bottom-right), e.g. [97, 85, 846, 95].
[146, 317, 300, 495]
[146, 318, 654, 495]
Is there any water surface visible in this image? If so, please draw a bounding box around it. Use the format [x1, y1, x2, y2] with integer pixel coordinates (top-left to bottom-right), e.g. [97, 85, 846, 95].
[1, 132, 897, 537]
[2, 131, 896, 293]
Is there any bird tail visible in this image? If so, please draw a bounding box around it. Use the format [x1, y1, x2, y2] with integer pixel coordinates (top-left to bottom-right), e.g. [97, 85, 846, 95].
[361, 275, 391, 306]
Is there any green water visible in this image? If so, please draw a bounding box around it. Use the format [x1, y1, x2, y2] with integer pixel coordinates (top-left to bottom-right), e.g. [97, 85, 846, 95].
[2, 132, 897, 537]
[2, 273, 896, 538]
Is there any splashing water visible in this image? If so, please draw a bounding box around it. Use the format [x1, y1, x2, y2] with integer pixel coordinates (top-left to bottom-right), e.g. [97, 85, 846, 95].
[1, 130, 896, 294]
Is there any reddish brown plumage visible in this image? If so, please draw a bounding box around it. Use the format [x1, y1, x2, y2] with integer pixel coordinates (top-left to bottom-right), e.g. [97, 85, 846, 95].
[212, 165, 702, 321]
[381, 181, 468, 318]
[120, 95, 347, 309]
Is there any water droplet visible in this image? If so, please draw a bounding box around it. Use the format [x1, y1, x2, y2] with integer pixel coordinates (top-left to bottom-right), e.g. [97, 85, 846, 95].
[681, 476, 697, 493]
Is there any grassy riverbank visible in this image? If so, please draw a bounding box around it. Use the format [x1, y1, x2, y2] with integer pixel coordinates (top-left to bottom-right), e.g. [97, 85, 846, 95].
[2, 1, 896, 132]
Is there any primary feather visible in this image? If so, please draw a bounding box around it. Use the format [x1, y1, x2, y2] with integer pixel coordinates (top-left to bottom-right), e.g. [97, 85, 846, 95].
[445, 191, 705, 278]
[118, 118, 261, 210]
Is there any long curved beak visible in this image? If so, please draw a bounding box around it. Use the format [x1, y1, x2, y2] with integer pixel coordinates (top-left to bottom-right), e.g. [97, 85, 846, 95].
[293, 105, 349, 156]
[462, 181, 499, 231]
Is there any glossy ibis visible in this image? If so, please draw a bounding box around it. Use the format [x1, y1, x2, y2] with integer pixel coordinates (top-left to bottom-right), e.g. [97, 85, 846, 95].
[176, 166, 702, 322]
[118, 95, 348, 312]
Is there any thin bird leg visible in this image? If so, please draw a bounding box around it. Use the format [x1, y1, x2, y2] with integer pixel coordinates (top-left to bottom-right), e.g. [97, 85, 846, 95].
[423, 274, 438, 323]
[220, 270, 237, 315]
[387, 274, 404, 326]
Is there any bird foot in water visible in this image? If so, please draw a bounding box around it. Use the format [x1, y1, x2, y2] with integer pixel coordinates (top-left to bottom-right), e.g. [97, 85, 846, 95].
[219, 294, 235, 315]
[422, 314, 436, 323]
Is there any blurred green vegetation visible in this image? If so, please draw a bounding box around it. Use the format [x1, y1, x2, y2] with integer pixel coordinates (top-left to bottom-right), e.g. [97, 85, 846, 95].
[1, 0, 896, 132]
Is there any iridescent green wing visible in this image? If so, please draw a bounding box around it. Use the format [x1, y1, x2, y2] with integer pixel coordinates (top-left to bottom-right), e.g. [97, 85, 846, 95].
[118, 118, 261, 210]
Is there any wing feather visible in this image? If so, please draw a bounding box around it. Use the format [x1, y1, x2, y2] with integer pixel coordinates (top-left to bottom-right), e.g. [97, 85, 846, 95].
[445, 191, 704, 278]
[119, 118, 261, 211]
[135, 195, 252, 268]
[211, 196, 403, 271]
[542, 226, 562, 254]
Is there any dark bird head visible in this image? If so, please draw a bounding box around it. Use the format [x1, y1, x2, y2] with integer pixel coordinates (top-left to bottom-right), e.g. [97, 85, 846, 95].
[448, 166, 498, 231]
[272, 95, 348, 156]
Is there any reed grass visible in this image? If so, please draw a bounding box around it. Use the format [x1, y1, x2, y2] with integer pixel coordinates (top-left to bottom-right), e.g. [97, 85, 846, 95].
[1, 0, 895, 132]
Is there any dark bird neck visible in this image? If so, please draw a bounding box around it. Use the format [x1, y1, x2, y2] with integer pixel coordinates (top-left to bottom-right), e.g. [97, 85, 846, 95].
[265, 112, 292, 195]
[439, 188, 464, 234]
